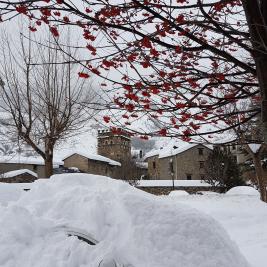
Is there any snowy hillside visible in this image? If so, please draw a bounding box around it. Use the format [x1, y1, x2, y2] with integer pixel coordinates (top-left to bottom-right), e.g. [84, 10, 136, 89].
[0, 174, 249, 267]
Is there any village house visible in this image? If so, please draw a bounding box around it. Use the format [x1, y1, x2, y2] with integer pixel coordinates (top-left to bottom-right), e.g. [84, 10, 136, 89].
[62, 128, 130, 179]
[63, 151, 121, 178]
[0, 128, 148, 182]
[0, 169, 37, 183]
[0, 155, 63, 178]
[62, 129, 148, 180]
[144, 144, 213, 180]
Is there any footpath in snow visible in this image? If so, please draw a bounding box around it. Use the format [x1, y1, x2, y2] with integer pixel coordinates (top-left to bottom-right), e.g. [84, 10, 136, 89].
[0, 174, 250, 267]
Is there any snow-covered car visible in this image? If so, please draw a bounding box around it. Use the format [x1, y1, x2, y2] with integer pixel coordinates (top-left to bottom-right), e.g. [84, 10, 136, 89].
[0, 174, 250, 267]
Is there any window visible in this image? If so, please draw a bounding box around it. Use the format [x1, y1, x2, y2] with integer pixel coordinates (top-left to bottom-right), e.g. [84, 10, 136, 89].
[233, 155, 237, 163]
[186, 174, 192, 180]
[232, 144, 236, 150]
[169, 161, 174, 173]
[152, 161, 156, 169]
[199, 161, 204, 169]
[198, 148, 204, 155]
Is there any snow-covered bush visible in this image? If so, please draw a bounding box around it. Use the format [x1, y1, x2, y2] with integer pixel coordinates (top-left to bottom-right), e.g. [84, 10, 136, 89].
[226, 186, 259, 196]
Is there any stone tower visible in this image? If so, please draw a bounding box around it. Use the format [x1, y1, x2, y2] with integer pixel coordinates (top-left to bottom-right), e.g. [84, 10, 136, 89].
[97, 128, 131, 163]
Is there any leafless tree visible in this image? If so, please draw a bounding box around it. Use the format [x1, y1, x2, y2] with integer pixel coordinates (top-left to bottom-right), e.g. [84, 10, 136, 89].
[0, 31, 98, 177]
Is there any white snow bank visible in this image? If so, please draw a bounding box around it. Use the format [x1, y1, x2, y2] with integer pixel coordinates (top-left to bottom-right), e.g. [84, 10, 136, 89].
[1, 169, 37, 178]
[0, 174, 249, 267]
[198, 191, 220, 196]
[169, 190, 189, 196]
[226, 186, 259, 196]
[0, 183, 25, 206]
[169, 193, 267, 267]
[138, 179, 211, 187]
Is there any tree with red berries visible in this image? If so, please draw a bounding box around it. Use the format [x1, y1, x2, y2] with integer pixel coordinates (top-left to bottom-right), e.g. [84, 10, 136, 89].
[0, 0, 266, 200]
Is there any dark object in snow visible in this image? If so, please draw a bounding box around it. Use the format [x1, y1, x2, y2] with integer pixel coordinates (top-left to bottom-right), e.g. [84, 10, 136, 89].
[53, 226, 98, 245]
[53, 226, 134, 266]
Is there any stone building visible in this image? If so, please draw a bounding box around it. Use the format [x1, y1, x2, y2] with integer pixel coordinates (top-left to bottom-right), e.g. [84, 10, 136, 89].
[63, 151, 121, 178]
[0, 169, 37, 183]
[97, 129, 131, 163]
[144, 144, 213, 180]
[62, 129, 147, 180]
[97, 129, 149, 180]
[0, 156, 62, 178]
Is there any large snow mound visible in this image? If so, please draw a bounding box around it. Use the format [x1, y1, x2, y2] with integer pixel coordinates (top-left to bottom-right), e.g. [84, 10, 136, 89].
[0, 174, 250, 267]
[226, 186, 259, 196]
[0, 183, 23, 206]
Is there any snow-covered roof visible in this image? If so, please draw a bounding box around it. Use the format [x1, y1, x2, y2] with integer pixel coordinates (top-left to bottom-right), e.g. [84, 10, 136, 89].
[1, 169, 37, 178]
[144, 143, 213, 160]
[143, 149, 160, 160]
[137, 180, 211, 187]
[62, 151, 121, 166]
[0, 155, 63, 166]
[248, 144, 262, 154]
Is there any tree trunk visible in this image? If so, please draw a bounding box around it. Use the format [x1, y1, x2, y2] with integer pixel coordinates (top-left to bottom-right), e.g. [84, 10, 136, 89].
[242, 0, 267, 142]
[242, 1, 267, 202]
[252, 153, 267, 202]
[44, 151, 54, 178]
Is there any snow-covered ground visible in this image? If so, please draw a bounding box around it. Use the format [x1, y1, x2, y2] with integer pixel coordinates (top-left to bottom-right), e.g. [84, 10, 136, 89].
[166, 190, 267, 267]
[0, 174, 250, 267]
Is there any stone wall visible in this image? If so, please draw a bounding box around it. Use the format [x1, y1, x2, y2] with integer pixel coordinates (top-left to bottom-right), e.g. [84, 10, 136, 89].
[0, 163, 45, 178]
[136, 186, 222, 195]
[97, 130, 131, 163]
[171, 145, 210, 180]
[0, 173, 37, 183]
[63, 153, 120, 179]
[147, 155, 160, 179]
[64, 154, 89, 173]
